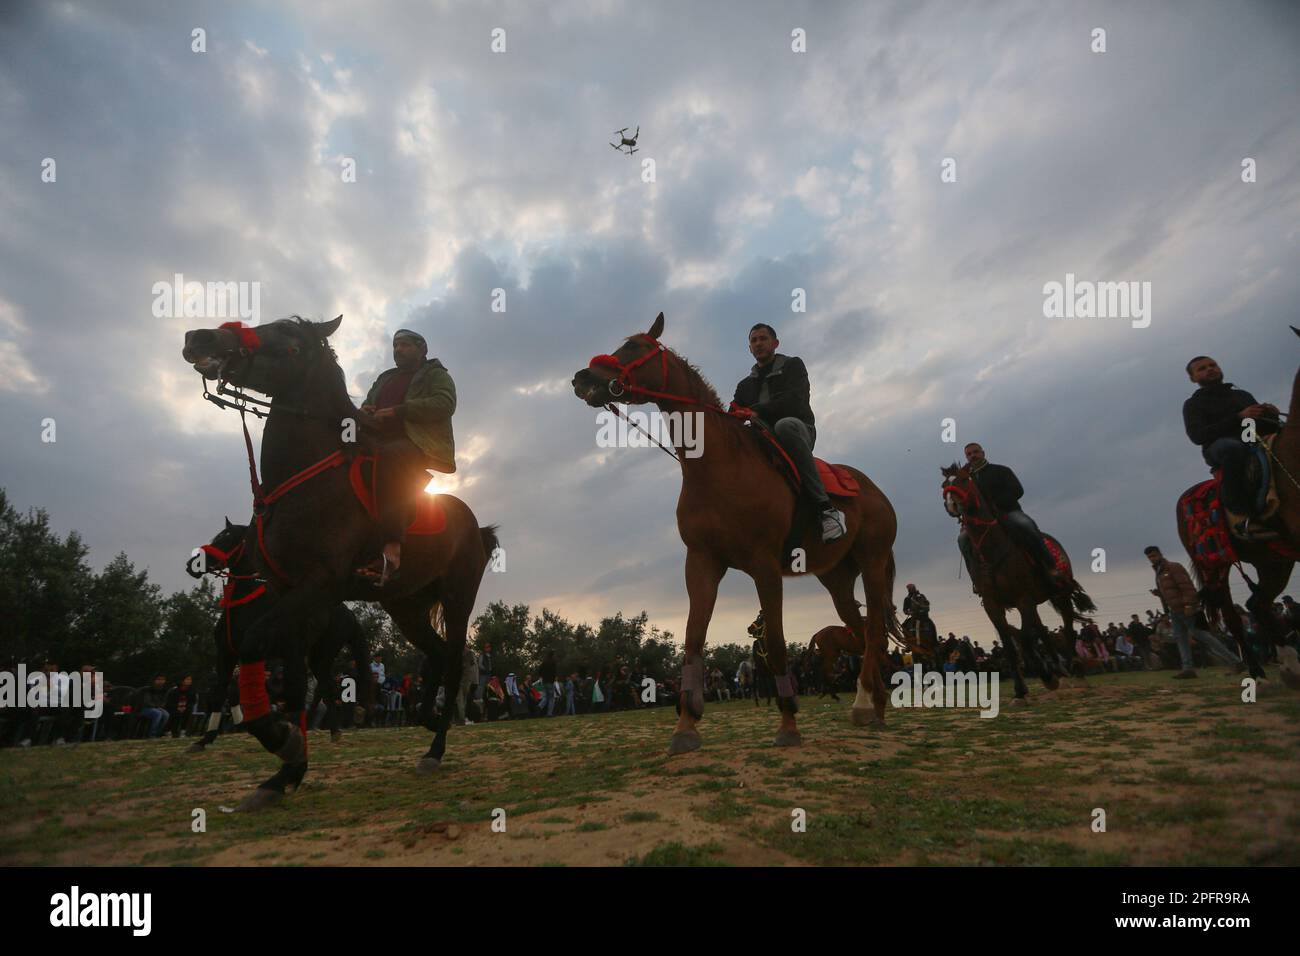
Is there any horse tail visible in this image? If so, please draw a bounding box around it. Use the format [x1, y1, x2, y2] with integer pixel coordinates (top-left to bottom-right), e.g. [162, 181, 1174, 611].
[479, 524, 501, 562]
[884, 550, 904, 643]
[1068, 580, 1097, 618]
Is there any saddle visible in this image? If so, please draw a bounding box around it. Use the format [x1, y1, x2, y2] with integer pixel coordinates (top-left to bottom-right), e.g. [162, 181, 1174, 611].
[747, 427, 858, 569]
[752, 426, 859, 497]
[1181, 439, 1295, 567]
[348, 455, 447, 536]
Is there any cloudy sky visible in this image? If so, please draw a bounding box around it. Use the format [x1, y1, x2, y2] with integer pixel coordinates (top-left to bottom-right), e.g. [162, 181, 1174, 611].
[2, 0, 1298, 651]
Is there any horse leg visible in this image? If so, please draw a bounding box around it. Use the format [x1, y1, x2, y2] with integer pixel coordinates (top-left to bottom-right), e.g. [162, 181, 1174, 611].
[1246, 561, 1294, 685]
[986, 604, 1029, 702]
[1049, 596, 1085, 684]
[850, 543, 892, 727]
[1020, 604, 1059, 691]
[817, 562, 877, 727]
[234, 588, 328, 811]
[190, 618, 234, 754]
[748, 560, 800, 746]
[384, 593, 448, 773]
[670, 549, 725, 755]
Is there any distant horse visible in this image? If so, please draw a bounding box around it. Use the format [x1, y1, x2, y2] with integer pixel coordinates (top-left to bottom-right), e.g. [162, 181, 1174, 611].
[185, 518, 371, 753]
[182, 316, 498, 809]
[574, 312, 903, 752]
[941, 463, 1093, 703]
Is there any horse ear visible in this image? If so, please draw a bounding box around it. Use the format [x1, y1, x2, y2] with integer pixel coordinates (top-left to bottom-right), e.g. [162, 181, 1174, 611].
[649, 311, 664, 339]
[224, 516, 233, 530]
[317, 315, 343, 338]
[1292, 325, 1300, 338]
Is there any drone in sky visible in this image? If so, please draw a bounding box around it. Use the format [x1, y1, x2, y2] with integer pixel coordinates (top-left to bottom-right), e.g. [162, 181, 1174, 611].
[610, 126, 639, 155]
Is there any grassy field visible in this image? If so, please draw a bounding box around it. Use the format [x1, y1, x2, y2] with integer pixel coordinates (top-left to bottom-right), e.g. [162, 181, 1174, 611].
[2, 667, 1299, 866]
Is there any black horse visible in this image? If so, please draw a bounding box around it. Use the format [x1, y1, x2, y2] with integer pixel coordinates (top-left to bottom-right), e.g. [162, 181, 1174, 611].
[185, 519, 372, 753]
[182, 316, 498, 809]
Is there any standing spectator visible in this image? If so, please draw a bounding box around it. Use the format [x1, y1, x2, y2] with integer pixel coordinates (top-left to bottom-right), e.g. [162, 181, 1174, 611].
[1145, 545, 1239, 678]
[459, 646, 478, 724]
[370, 654, 386, 688]
[133, 674, 171, 738]
[564, 672, 577, 715]
[476, 642, 493, 709]
[1125, 614, 1155, 666]
[164, 675, 199, 737]
[591, 668, 606, 712]
[540, 650, 558, 717]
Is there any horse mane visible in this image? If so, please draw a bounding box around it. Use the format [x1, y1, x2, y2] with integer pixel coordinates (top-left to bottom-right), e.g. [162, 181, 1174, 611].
[941, 462, 964, 479]
[280, 315, 359, 419]
[659, 342, 725, 410]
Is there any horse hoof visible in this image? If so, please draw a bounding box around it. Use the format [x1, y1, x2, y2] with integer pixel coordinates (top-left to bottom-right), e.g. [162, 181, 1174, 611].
[237, 788, 283, 812]
[1043, 676, 1060, 691]
[416, 757, 441, 776]
[330, 731, 342, 743]
[773, 730, 803, 748]
[667, 732, 701, 756]
[1010, 697, 1028, 707]
[275, 725, 305, 764]
[851, 708, 873, 727]
[186, 742, 206, 754]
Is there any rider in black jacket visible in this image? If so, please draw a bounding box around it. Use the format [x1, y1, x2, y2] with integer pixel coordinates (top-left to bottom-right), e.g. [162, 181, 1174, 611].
[731, 323, 845, 542]
[959, 442, 1061, 591]
[1182, 355, 1279, 519]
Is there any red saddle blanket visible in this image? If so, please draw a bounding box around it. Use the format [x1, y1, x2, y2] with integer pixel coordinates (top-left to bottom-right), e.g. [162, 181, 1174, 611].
[1179, 478, 1237, 572]
[755, 427, 859, 497]
[817, 460, 860, 498]
[1041, 535, 1072, 578]
[349, 456, 447, 536]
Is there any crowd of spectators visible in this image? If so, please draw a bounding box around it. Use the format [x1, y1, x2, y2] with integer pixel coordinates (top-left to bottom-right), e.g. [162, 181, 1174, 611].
[8, 596, 1299, 747]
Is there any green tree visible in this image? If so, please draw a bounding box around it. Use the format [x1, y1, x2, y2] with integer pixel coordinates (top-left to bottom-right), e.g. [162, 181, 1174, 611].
[0, 489, 93, 667]
[76, 552, 164, 684]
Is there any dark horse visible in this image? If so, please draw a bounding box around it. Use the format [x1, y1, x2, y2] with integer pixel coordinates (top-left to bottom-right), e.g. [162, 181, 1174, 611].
[941, 463, 1094, 703]
[1175, 327, 1300, 689]
[573, 312, 903, 752]
[184, 518, 372, 753]
[182, 316, 498, 809]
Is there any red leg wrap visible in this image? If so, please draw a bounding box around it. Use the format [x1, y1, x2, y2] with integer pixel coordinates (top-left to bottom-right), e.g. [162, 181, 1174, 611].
[239, 661, 271, 721]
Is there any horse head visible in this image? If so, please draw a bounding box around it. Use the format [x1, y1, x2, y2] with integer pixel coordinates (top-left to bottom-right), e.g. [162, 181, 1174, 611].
[188, 519, 251, 578]
[571, 311, 669, 407]
[940, 462, 972, 518]
[182, 315, 342, 399]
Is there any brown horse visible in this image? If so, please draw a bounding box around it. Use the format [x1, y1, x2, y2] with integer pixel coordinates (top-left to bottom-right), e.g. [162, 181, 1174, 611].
[572, 312, 902, 753]
[941, 463, 1093, 702]
[1176, 328, 1300, 689]
[182, 316, 497, 808]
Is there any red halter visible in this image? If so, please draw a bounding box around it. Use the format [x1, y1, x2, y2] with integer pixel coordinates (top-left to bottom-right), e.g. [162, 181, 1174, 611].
[588, 336, 674, 403]
[219, 320, 262, 350]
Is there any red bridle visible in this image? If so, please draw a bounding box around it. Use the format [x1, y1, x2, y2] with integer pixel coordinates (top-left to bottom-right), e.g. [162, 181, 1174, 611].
[942, 475, 1000, 563]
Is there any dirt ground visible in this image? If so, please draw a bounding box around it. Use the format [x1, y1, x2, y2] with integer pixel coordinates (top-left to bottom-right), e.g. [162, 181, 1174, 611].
[2, 668, 1298, 866]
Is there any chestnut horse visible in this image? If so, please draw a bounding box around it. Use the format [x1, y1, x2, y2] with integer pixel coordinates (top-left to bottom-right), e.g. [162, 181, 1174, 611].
[573, 312, 902, 753]
[182, 316, 498, 808]
[1175, 327, 1300, 689]
[941, 463, 1093, 702]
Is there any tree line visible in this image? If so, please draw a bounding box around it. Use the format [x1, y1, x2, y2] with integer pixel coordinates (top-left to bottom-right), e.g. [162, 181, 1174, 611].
[0, 489, 754, 688]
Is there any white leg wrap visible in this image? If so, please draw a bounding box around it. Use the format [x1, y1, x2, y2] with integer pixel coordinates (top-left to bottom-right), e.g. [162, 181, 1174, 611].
[206, 712, 222, 732]
[852, 681, 873, 711]
[231, 705, 243, 724]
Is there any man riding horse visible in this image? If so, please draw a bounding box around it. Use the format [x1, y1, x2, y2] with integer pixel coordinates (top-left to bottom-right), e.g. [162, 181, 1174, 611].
[957, 442, 1062, 594]
[1183, 355, 1280, 537]
[730, 323, 846, 542]
[357, 329, 457, 584]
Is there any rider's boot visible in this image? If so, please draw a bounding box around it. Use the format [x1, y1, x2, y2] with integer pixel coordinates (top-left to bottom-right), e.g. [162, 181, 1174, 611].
[820, 505, 847, 542]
